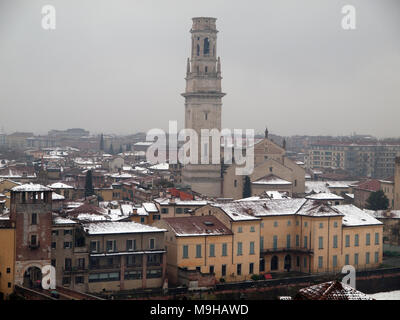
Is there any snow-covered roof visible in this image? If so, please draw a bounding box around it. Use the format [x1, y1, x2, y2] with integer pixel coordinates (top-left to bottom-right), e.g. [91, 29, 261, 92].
[12, 183, 52, 192]
[143, 202, 158, 213]
[252, 175, 292, 185]
[154, 198, 209, 206]
[82, 221, 166, 235]
[149, 163, 169, 170]
[333, 205, 383, 227]
[53, 215, 77, 225]
[52, 192, 65, 200]
[296, 281, 373, 300]
[297, 200, 343, 217]
[48, 182, 74, 189]
[120, 204, 134, 215]
[163, 216, 233, 237]
[306, 193, 344, 201]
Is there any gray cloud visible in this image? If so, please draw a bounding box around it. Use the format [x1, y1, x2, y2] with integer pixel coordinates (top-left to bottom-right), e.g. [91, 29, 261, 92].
[0, 0, 399, 137]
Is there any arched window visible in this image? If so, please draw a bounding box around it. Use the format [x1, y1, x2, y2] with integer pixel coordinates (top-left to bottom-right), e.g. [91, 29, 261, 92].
[203, 38, 210, 55]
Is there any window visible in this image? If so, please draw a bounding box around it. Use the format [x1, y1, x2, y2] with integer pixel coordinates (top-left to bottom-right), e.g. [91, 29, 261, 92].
[296, 235, 299, 247]
[375, 233, 380, 245]
[6, 267, 11, 273]
[318, 237, 323, 249]
[64, 229, 73, 236]
[366, 252, 370, 264]
[366, 233, 370, 246]
[345, 254, 349, 265]
[286, 235, 291, 249]
[183, 245, 189, 259]
[52, 230, 59, 236]
[209, 265, 214, 274]
[318, 256, 323, 268]
[304, 236, 308, 249]
[260, 237, 264, 251]
[140, 217, 145, 223]
[333, 235, 338, 248]
[237, 264, 242, 276]
[273, 236, 278, 250]
[64, 241, 72, 249]
[65, 258, 72, 270]
[222, 264, 226, 276]
[354, 253, 359, 265]
[62, 277, 71, 285]
[250, 242, 255, 255]
[125, 270, 142, 280]
[209, 244, 215, 257]
[261, 222, 264, 228]
[149, 238, 155, 250]
[375, 252, 379, 263]
[304, 222, 308, 227]
[196, 244, 202, 258]
[303, 257, 307, 268]
[222, 243, 227, 257]
[287, 220, 291, 226]
[51, 242, 56, 249]
[234, 180, 237, 188]
[127, 239, 136, 251]
[152, 214, 160, 221]
[176, 208, 183, 214]
[90, 241, 99, 253]
[250, 226, 255, 232]
[333, 255, 337, 268]
[106, 240, 116, 252]
[334, 221, 338, 228]
[273, 221, 278, 227]
[296, 220, 299, 226]
[75, 276, 84, 284]
[354, 234, 359, 247]
[203, 38, 210, 55]
[31, 213, 37, 225]
[161, 208, 169, 214]
[238, 226, 243, 233]
[345, 235, 350, 247]
[319, 223, 323, 229]
[249, 263, 254, 274]
[30, 235, 37, 246]
[237, 242, 243, 256]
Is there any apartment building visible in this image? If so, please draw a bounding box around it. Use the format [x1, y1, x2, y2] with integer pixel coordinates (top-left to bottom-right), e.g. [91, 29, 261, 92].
[154, 215, 239, 285]
[307, 142, 400, 178]
[195, 198, 383, 275]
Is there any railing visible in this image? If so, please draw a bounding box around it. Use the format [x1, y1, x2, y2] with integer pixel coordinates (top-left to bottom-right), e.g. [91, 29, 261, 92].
[89, 264, 121, 270]
[261, 247, 314, 254]
[63, 266, 88, 273]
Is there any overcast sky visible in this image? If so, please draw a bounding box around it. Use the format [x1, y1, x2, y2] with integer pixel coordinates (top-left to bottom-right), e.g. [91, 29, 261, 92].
[0, 0, 399, 138]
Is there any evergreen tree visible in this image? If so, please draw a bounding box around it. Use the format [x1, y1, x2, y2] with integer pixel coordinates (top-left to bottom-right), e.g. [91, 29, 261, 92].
[243, 176, 252, 198]
[85, 170, 95, 198]
[99, 133, 104, 151]
[366, 190, 389, 210]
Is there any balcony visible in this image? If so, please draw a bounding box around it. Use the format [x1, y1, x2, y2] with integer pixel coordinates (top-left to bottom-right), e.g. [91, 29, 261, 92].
[261, 247, 314, 255]
[63, 266, 88, 273]
[89, 264, 121, 270]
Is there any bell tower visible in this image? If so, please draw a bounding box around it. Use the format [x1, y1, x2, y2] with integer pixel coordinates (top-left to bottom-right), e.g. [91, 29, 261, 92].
[181, 17, 225, 198]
